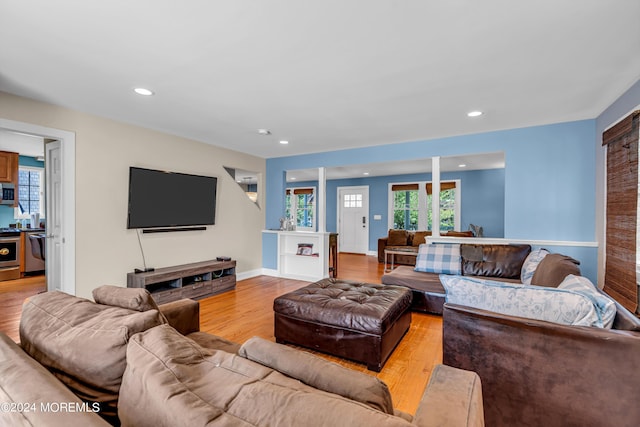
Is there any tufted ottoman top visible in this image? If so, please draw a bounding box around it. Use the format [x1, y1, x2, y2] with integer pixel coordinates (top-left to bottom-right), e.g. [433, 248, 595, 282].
[273, 279, 412, 335]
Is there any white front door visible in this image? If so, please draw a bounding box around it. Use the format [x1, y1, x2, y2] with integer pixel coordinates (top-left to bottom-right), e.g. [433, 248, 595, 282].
[337, 186, 369, 254]
[45, 140, 63, 292]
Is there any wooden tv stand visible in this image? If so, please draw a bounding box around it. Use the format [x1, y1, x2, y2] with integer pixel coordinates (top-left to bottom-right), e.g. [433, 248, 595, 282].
[127, 259, 236, 304]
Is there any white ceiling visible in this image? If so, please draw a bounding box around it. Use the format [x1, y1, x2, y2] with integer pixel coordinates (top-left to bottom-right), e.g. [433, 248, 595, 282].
[0, 130, 44, 158]
[1, 1, 639, 159]
[287, 152, 505, 182]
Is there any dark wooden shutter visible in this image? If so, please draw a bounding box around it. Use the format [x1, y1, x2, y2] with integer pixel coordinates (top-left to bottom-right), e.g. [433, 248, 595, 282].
[286, 188, 314, 195]
[603, 110, 640, 313]
[426, 181, 456, 195]
[293, 188, 313, 195]
[391, 183, 419, 191]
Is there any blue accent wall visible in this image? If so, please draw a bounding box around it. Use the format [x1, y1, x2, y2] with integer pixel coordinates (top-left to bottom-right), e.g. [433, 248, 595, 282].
[262, 231, 278, 270]
[264, 120, 598, 280]
[268, 120, 595, 240]
[0, 156, 44, 227]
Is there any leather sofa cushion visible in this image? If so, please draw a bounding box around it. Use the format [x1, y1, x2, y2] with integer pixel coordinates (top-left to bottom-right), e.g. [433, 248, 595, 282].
[20, 291, 166, 422]
[461, 244, 531, 279]
[119, 325, 413, 427]
[411, 231, 431, 246]
[238, 336, 394, 414]
[388, 229, 409, 246]
[92, 284, 159, 312]
[531, 253, 581, 287]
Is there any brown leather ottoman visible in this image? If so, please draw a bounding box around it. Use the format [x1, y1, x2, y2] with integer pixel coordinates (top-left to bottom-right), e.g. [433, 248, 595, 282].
[273, 278, 412, 372]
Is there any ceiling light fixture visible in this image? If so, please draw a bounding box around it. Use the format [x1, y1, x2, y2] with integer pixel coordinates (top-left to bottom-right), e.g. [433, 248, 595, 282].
[467, 111, 483, 117]
[257, 129, 271, 135]
[458, 164, 467, 168]
[134, 87, 154, 96]
[363, 172, 370, 175]
[279, 140, 289, 145]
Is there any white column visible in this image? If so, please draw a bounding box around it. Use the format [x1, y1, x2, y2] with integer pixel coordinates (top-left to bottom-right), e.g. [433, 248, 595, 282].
[318, 167, 326, 232]
[432, 157, 441, 237]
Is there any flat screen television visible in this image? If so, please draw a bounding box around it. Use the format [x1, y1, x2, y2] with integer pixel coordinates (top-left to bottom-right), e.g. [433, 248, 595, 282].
[127, 167, 217, 229]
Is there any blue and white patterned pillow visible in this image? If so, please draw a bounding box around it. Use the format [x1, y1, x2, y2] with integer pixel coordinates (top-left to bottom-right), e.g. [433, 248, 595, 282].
[440, 275, 605, 327]
[557, 274, 616, 328]
[414, 243, 461, 275]
[520, 248, 549, 285]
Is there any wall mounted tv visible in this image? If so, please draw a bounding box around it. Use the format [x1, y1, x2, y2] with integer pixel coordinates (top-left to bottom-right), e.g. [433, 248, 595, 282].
[127, 167, 217, 229]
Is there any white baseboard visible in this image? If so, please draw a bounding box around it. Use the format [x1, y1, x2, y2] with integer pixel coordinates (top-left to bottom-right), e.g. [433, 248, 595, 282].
[236, 269, 264, 281]
[259, 268, 280, 278]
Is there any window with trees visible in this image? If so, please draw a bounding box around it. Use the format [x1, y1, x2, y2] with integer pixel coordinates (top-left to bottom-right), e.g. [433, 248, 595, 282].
[285, 187, 315, 231]
[392, 184, 419, 230]
[389, 181, 460, 232]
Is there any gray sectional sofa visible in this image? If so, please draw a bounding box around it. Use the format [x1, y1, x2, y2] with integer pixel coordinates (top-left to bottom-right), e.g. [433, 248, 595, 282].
[0, 286, 485, 427]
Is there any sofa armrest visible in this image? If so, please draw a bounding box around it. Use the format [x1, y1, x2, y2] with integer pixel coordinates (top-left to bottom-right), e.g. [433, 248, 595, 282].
[159, 299, 200, 335]
[442, 303, 640, 427]
[0, 333, 111, 427]
[413, 364, 484, 427]
[378, 237, 389, 263]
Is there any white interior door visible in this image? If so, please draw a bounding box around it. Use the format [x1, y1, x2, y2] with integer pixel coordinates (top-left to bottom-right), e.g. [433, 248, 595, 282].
[45, 140, 62, 292]
[338, 186, 369, 254]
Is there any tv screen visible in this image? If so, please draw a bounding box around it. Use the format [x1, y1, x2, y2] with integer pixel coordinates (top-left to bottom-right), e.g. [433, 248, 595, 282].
[127, 167, 217, 229]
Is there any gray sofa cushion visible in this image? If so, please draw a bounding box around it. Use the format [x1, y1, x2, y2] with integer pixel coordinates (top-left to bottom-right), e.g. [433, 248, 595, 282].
[92, 284, 159, 312]
[119, 325, 412, 427]
[238, 336, 394, 414]
[19, 291, 166, 422]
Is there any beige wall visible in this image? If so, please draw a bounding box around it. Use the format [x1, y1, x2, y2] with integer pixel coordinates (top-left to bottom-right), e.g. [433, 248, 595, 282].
[0, 91, 265, 298]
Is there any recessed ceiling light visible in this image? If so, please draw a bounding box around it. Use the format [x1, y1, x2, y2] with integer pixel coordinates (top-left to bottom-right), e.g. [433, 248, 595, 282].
[458, 164, 467, 168]
[134, 87, 154, 96]
[290, 177, 296, 180]
[363, 172, 370, 175]
[279, 140, 289, 145]
[467, 111, 483, 117]
[257, 129, 271, 135]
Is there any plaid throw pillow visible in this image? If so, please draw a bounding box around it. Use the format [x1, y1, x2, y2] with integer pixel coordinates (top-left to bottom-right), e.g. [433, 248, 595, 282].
[414, 243, 461, 274]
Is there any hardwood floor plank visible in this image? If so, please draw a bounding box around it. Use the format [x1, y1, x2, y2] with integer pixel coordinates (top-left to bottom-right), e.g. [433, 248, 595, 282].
[0, 254, 442, 415]
[0, 275, 46, 342]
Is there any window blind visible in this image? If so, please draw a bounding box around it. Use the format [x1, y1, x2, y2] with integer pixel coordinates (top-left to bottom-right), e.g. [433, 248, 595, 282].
[603, 110, 640, 313]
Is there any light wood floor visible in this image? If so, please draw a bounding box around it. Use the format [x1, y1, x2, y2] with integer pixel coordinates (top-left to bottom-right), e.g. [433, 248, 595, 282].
[0, 254, 442, 415]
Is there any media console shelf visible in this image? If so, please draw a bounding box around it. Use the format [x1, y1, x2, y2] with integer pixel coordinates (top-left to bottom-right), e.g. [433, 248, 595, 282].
[127, 259, 236, 304]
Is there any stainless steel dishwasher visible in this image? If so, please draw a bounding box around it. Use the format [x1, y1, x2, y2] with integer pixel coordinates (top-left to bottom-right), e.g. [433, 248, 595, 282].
[24, 230, 45, 274]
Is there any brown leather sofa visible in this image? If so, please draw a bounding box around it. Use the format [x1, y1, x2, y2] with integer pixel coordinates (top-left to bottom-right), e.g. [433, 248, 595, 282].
[382, 244, 543, 313]
[377, 229, 474, 265]
[1, 286, 485, 427]
[442, 298, 640, 427]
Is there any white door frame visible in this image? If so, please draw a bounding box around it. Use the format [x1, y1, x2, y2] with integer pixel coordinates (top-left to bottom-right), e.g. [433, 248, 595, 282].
[0, 118, 76, 295]
[336, 185, 369, 254]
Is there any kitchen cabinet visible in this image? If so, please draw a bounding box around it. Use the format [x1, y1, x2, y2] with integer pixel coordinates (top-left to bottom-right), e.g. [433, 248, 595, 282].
[0, 151, 18, 183]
